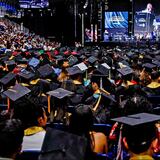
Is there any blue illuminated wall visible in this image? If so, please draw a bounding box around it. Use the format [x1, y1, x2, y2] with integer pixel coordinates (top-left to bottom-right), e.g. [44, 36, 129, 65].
[104, 11, 128, 41]
[105, 12, 128, 29]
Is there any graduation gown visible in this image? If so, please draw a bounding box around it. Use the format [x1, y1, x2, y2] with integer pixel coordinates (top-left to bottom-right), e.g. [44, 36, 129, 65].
[85, 93, 111, 124]
[61, 80, 87, 105]
[142, 82, 160, 96]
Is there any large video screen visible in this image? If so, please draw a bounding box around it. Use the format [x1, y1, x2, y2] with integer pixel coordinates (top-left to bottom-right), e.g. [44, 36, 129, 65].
[104, 12, 128, 41]
[19, 0, 49, 8]
[134, 0, 160, 39]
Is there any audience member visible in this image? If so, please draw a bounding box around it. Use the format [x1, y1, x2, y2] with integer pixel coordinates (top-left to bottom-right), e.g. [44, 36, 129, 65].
[12, 98, 47, 151]
[69, 104, 108, 155]
[0, 119, 24, 160]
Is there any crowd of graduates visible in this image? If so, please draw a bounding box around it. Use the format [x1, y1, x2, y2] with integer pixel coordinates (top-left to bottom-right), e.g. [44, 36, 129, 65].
[1, 18, 160, 160]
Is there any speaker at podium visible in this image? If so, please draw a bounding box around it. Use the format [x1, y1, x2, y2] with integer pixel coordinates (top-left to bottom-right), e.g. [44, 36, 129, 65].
[134, 12, 155, 34]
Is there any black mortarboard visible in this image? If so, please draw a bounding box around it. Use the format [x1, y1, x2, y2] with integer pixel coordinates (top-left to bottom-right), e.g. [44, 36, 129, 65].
[5, 60, 16, 71]
[39, 128, 87, 160]
[5, 50, 12, 57]
[47, 88, 74, 99]
[117, 67, 133, 76]
[66, 66, 82, 76]
[102, 56, 113, 66]
[126, 51, 136, 58]
[112, 113, 159, 155]
[155, 55, 160, 61]
[75, 62, 88, 71]
[143, 63, 156, 73]
[97, 63, 111, 76]
[0, 56, 9, 63]
[47, 88, 74, 113]
[119, 60, 130, 67]
[5, 60, 16, 66]
[3, 84, 31, 101]
[152, 60, 160, 67]
[87, 56, 98, 64]
[16, 57, 28, 64]
[18, 69, 35, 80]
[79, 55, 87, 60]
[111, 113, 160, 126]
[67, 55, 78, 66]
[0, 72, 16, 85]
[29, 57, 40, 68]
[143, 55, 153, 63]
[38, 64, 53, 78]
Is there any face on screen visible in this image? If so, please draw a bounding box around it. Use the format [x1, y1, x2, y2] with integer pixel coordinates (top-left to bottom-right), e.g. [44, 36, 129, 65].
[146, 3, 153, 12]
[134, 0, 160, 37]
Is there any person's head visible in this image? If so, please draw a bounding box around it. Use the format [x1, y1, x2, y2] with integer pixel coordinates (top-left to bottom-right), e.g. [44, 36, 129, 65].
[150, 71, 160, 81]
[146, 3, 153, 12]
[121, 95, 153, 116]
[69, 104, 93, 136]
[0, 119, 24, 159]
[12, 98, 47, 129]
[120, 96, 158, 156]
[123, 122, 158, 156]
[62, 59, 69, 68]
[91, 74, 109, 92]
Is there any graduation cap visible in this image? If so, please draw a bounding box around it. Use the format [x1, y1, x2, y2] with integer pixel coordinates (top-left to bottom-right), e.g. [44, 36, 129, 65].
[126, 51, 136, 58]
[112, 113, 160, 154]
[38, 64, 53, 78]
[47, 88, 74, 113]
[142, 63, 156, 73]
[18, 69, 35, 80]
[67, 55, 78, 66]
[39, 128, 87, 160]
[16, 57, 28, 64]
[102, 56, 113, 66]
[3, 84, 31, 111]
[112, 113, 160, 126]
[75, 62, 88, 72]
[5, 60, 16, 66]
[5, 50, 12, 57]
[155, 55, 160, 61]
[66, 66, 82, 76]
[47, 88, 74, 99]
[152, 60, 160, 67]
[87, 56, 98, 64]
[79, 55, 87, 60]
[75, 62, 88, 78]
[3, 84, 31, 102]
[143, 55, 153, 63]
[153, 50, 160, 55]
[0, 72, 16, 86]
[97, 63, 111, 77]
[29, 57, 40, 68]
[0, 56, 9, 63]
[117, 67, 133, 77]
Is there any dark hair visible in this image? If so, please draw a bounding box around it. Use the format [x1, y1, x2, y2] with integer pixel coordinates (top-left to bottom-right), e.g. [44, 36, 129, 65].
[0, 119, 24, 158]
[91, 72, 113, 92]
[123, 123, 157, 154]
[69, 104, 93, 135]
[12, 98, 46, 129]
[122, 96, 155, 154]
[69, 105, 94, 160]
[151, 71, 160, 80]
[121, 95, 153, 116]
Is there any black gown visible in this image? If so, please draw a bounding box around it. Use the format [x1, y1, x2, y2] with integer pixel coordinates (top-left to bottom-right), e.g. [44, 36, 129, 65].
[85, 93, 112, 124]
